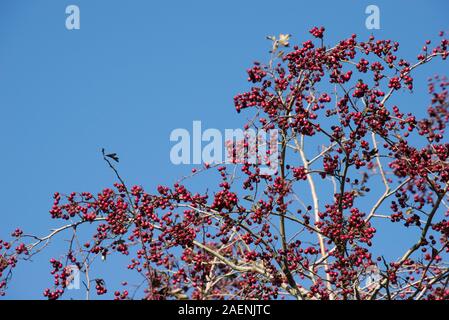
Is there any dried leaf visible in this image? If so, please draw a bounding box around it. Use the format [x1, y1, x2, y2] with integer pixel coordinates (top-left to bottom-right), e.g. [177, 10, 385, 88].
[278, 33, 291, 47]
[0, 255, 8, 270]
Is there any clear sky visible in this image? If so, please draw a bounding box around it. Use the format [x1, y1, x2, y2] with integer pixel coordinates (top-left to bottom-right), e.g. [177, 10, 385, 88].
[0, 0, 448, 299]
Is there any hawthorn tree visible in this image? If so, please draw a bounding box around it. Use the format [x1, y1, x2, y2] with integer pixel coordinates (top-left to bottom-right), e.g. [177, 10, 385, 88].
[1, 27, 449, 300]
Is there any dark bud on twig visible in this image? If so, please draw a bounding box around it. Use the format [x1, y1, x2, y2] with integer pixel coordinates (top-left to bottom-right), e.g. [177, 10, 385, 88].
[106, 153, 119, 163]
[102, 148, 119, 163]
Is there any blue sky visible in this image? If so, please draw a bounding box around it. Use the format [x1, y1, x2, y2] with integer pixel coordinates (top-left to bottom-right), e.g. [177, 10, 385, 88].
[0, 0, 448, 299]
